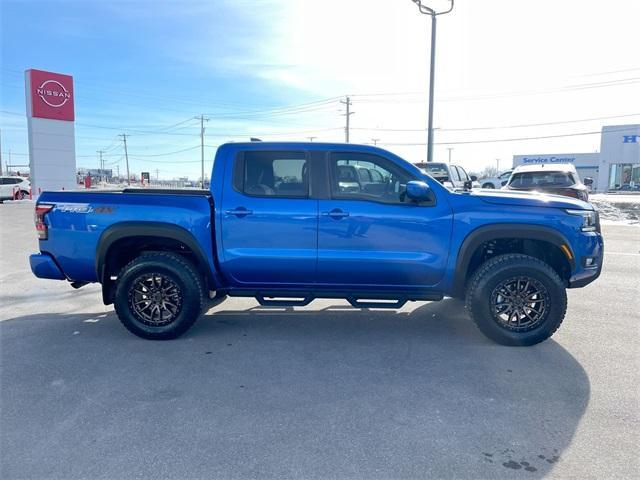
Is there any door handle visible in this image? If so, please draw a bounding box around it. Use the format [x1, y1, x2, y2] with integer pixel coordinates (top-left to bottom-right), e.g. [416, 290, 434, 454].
[323, 208, 349, 219]
[225, 207, 253, 217]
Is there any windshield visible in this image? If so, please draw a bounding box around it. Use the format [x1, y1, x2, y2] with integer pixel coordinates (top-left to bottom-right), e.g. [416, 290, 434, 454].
[509, 171, 575, 188]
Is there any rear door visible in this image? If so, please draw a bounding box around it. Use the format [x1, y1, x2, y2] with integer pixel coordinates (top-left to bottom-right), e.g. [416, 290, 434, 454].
[317, 152, 452, 289]
[219, 150, 318, 286]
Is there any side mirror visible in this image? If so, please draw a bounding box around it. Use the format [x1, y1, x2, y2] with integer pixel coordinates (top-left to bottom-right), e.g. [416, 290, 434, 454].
[463, 180, 473, 191]
[583, 177, 594, 186]
[470, 175, 478, 181]
[405, 180, 432, 202]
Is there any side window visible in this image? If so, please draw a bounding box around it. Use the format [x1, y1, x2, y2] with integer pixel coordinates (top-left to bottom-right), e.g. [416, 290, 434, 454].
[239, 151, 308, 197]
[457, 166, 470, 181]
[330, 153, 414, 204]
[450, 166, 461, 182]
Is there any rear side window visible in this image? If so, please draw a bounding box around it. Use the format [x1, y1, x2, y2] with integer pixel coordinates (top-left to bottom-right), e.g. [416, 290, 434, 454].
[1, 177, 20, 184]
[509, 171, 575, 188]
[236, 151, 308, 197]
[450, 166, 461, 182]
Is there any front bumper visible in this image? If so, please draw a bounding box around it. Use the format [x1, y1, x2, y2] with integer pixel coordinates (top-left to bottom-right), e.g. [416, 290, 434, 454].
[567, 233, 604, 288]
[30, 253, 66, 280]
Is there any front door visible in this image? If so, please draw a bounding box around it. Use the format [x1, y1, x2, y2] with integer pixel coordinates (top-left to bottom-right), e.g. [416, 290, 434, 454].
[317, 152, 452, 289]
[220, 150, 317, 286]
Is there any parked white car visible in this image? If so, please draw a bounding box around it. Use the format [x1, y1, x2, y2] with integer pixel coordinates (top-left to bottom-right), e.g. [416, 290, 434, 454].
[478, 170, 513, 189]
[0, 176, 31, 201]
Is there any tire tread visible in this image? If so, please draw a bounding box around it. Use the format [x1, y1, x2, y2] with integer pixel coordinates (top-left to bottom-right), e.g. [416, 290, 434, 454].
[465, 253, 567, 345]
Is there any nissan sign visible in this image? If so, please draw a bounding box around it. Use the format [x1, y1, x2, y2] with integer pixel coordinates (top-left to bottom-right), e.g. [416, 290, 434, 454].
[28, 69, 75, 121]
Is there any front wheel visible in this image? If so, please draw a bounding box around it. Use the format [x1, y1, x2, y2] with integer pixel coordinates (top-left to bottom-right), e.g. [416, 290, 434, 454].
[114, 252, 204, 340]
[465, 254, 567, 346]
[482, 183, 495, 189]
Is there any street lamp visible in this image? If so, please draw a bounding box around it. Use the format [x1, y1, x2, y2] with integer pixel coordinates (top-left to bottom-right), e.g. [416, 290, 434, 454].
[409, 0, 454, 163]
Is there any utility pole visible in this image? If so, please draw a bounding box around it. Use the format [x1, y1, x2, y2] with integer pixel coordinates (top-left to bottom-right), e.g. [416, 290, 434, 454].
[195, 114, 209, 189]
[155, 168, 160, 182]
[306, 136, 317, 142]
[119, 134, 130, 186]
[371, 138, 380, 145]
[0, 129, 3, 176]
[496, 158, 500, 172]
[116, 165, 120, 180]
[447, 147, 453, 164]
[409, 0, 455, 162]
[97, 150, 104, 183]
[340, 96, 354, 143]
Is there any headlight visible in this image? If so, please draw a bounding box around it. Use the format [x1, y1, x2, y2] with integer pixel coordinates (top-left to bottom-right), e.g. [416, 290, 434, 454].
[566, 209, 599, 232]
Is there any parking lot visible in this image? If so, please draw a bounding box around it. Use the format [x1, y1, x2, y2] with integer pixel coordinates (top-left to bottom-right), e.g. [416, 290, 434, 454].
[1, 202, 638, 479]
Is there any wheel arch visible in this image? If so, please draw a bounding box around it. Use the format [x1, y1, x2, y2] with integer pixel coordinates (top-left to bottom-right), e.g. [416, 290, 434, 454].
[96, 222, 215, 305]
[452, 223, 575, 297]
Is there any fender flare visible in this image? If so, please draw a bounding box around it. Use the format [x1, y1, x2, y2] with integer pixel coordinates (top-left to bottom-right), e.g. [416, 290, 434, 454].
[95, 221, 216, 286]
[452, 223, 575, 296]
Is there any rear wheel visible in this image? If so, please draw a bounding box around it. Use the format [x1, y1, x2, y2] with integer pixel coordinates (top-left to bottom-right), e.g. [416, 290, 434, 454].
[114, 252, 204, 340]
[465, 254, 567, 346]
[482, 183, 495, 189]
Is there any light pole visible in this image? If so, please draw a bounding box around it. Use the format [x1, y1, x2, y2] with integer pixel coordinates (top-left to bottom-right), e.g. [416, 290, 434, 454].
[409, 0, 454, 163]
[447, 147, 453, 164]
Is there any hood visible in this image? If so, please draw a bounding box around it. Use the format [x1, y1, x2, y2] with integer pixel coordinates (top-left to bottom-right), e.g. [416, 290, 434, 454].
[470, 189, 592, 210]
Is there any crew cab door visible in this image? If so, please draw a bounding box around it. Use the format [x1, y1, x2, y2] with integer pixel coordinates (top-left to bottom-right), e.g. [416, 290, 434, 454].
[317, 152, 452, 288]
[220, 150, 317, 285]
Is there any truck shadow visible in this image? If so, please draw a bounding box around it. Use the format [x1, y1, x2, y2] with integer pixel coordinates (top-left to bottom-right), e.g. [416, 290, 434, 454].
[1, 299, 589, 479]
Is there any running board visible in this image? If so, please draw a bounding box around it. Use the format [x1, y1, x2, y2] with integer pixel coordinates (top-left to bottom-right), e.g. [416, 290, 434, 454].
[256, 295, 313, 307]
[229, 289, 443, 308]
[347, 297, 407, 309]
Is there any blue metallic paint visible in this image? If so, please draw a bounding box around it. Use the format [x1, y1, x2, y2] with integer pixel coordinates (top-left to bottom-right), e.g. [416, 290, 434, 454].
[29, 253, 66, 280]
[30, 142, 603, 298]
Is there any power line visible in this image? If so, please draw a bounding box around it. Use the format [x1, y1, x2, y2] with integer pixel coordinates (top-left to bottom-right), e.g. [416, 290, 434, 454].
[349, 76, 640, 102]
[352, 112, 640, 133]
[374, 126, 637, 146]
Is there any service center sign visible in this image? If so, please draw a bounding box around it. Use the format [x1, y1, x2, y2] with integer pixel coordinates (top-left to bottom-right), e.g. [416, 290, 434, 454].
[28, 69, 74, 121]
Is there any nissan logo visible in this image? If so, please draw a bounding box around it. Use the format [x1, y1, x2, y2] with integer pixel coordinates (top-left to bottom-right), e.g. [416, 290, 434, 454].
[36, 79, 71, 108]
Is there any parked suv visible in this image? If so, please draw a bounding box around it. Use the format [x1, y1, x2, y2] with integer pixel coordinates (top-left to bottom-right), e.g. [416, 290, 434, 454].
[503, 164, 589, 201]
[415, 162, 478, 190]
[0, 176, 30, 201]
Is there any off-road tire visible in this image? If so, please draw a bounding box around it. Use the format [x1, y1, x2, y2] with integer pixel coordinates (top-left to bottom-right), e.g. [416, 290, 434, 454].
[465, 254, 567, 346]
[114, 252, 204, 340]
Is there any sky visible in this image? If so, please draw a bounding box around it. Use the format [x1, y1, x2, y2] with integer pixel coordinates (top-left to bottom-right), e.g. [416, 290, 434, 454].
[1, 0, 639, 179]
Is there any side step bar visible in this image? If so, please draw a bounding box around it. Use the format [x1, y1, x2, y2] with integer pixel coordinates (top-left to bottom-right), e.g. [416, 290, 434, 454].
[230, 290, 443, 308]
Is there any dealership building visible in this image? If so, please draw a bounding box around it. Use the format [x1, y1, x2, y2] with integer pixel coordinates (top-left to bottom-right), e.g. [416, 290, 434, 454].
[513, 124, 640, 192]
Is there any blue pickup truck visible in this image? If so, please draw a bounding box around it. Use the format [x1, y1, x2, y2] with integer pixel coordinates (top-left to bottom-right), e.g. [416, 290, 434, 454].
[30, 142, 603, 346]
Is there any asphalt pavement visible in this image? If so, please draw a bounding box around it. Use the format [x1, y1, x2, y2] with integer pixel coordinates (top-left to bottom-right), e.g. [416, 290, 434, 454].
[1, 202, 638, 479]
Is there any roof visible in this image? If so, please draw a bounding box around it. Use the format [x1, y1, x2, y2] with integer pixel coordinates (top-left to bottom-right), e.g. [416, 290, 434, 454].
[219, 141, 386, 152]
[512, 163, 578, 174]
